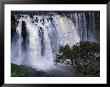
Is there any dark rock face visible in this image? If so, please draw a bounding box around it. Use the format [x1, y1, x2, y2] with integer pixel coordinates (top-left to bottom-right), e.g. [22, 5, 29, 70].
[11, 12, 18, 42]
[38, 27, 45, 56]
[21, 21, 29, 50]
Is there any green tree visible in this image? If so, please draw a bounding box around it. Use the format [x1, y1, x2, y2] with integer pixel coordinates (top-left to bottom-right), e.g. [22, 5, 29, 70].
[54, 41, 100, 76]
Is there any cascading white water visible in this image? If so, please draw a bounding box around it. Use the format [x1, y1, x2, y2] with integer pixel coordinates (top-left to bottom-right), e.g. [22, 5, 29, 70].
[89, 12, 96, 42]
[11, 14, 81, 70]
[25, 19, 42, 66]
[53, 15, 80, 47]
[11, 20, 24, 65]
[74, 12, 99, 42]
[75, 12, 87, 41]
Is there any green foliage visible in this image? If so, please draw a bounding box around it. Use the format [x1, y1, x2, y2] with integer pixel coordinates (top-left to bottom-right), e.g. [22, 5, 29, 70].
[54, 41, 100, 76]
[11, 63, 29, 77]
[11, 63, 46, 77]
[79, 61, 100, 77]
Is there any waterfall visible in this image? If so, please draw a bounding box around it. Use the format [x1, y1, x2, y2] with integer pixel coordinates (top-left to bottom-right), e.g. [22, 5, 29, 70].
[11, 14, 81, 70]
[75, 12, 87, 41]
[74, 12, 99, 42]
[25, 19, 42, 66]
[11, 11, 100, 71]
[88, 12, 96, 42]
[11, 20, 24, 65]
[53, 15, 80, 47]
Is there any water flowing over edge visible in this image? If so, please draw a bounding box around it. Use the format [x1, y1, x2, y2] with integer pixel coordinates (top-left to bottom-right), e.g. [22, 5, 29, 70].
[11, 12, 100, 76]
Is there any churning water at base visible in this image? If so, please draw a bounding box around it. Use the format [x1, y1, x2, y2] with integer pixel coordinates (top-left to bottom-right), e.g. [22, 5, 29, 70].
[11, 14, 81, 76]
